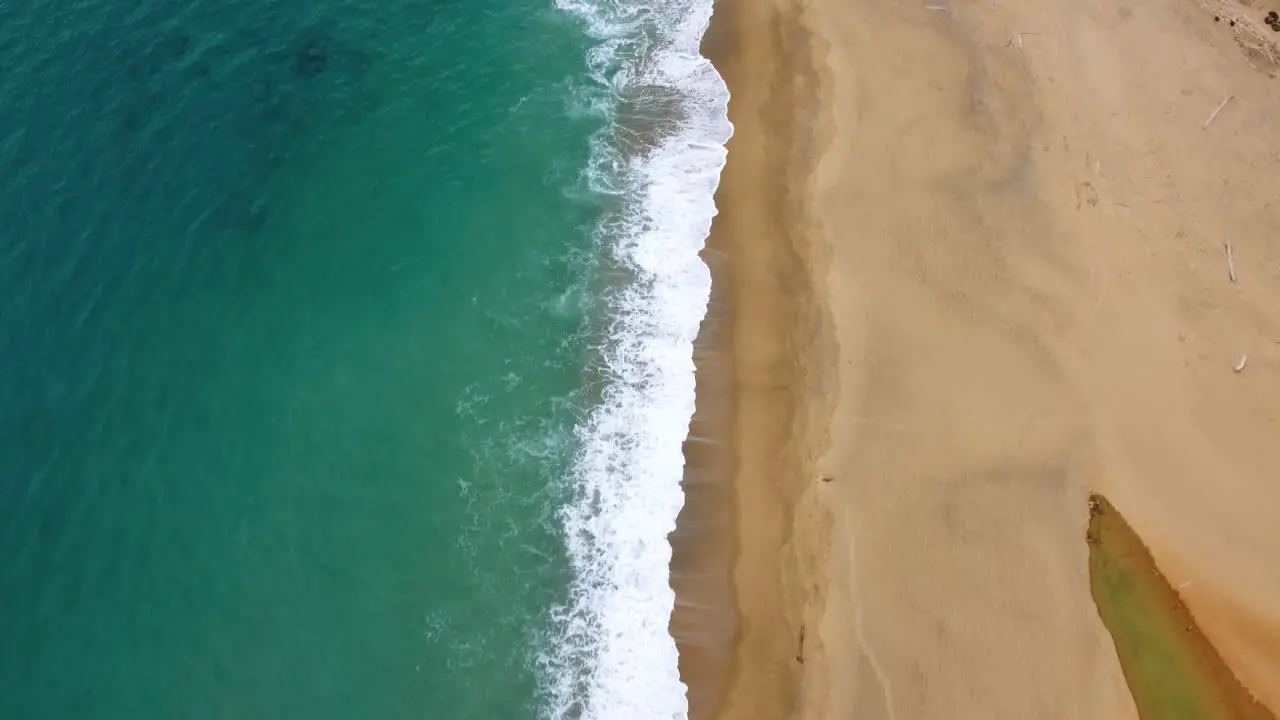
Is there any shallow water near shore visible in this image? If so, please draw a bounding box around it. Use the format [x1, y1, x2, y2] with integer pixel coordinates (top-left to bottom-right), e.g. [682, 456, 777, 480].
[0, 0, 728, 717]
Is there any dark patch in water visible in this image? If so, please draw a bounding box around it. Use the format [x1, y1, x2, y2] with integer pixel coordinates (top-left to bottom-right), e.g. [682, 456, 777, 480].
[293, 32, 331, 79]
[3, 8, 382, 243]
[286, 26, 373, 83]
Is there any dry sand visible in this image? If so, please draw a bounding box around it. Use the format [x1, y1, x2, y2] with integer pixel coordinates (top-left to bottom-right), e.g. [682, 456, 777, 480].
[699, 0, 1280, 717]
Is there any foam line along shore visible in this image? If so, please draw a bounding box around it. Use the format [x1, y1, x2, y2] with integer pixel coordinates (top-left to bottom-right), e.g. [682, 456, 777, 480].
[541, 0, 732, 717]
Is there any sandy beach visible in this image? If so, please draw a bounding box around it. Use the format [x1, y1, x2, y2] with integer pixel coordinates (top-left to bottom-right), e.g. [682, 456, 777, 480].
[696, 0, 1280, 717]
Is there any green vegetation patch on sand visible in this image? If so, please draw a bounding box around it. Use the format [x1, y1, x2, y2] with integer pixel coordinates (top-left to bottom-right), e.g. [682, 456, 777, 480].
[1087, 494, 1275, 720]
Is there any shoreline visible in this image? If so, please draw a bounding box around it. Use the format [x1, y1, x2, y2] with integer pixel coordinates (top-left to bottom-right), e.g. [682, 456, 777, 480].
[670, 233, 737, 720]
[679, 0, 1280, 716]
[674, 0, 835, 715]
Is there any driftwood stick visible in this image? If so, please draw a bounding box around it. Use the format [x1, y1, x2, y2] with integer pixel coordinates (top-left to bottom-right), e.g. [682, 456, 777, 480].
[1203, 95, 1234, 129]
[1225, 243, 1237, 283]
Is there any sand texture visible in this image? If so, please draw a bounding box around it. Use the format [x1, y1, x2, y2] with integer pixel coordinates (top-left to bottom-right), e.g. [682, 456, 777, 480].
[699, 0, 834, 715]
[701, 0, 1280, 717]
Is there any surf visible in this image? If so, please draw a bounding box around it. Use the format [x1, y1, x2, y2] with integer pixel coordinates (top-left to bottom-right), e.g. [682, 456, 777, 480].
[541, 0, 732, 717]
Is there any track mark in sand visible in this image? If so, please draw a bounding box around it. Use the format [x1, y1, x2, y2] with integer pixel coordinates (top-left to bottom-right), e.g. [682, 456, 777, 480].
[1075, 180, 1100, 210]
[846, 520, 899, 720]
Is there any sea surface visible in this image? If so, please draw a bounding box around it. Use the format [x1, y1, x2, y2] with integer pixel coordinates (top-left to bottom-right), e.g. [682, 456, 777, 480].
[0, 0, 728, 717]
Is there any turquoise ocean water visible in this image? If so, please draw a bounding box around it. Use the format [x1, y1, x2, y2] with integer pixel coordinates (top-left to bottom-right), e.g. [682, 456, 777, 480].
[0, 0, 728, 717]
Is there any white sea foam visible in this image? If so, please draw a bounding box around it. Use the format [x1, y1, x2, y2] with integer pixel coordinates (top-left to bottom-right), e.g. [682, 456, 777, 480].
[541, 0, 732, 718]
